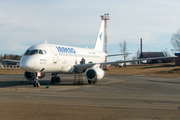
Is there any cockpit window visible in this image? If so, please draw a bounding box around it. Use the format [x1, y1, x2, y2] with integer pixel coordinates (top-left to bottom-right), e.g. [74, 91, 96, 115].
[29, 50, 38, 55]
[24, 50, 30, 55]
[43, 50, 47, 54]
[24, 49, 46, 56]
[39, 50, 43, 54]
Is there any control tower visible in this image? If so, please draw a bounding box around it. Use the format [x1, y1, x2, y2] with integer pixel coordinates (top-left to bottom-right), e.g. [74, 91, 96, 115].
[100, 13, 110, 62]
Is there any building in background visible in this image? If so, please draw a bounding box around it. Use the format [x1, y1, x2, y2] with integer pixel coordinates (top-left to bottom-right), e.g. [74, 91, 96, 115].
[175, 53, 180, 65]
[139, 52, 165, 64]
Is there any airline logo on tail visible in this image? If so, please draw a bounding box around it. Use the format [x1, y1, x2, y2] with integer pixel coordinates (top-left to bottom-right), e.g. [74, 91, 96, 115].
[99, 33, 102, 41]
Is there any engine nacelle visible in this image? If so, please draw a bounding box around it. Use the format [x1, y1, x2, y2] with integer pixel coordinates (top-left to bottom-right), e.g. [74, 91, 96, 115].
[85, 67, 105, 81]
[24, 71, 45, 80]
[24, 71, 34, 80]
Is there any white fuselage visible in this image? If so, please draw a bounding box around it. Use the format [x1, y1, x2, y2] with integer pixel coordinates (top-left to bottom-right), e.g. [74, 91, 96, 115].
[20, 43, 106, 74]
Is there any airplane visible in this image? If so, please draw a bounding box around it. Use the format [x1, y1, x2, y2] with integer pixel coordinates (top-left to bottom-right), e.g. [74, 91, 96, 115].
[15, 19, 173, 87]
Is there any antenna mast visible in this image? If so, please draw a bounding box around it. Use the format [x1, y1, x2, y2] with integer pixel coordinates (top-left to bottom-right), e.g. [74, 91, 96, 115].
[100, 13, 110, 62]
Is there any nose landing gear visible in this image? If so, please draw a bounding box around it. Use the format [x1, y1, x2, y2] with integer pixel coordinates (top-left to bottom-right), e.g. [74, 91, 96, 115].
[33, 72, 41, 87]
[33, 81, 40, 87]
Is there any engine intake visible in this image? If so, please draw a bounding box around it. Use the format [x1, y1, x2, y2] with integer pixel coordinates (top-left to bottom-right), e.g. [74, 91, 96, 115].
[24, 71, 34, 80]
[24, 71, 45, 80]
[85, 67, 105, 81]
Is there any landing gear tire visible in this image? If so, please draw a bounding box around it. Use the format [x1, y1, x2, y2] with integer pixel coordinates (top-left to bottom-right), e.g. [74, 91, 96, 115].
[33, 83, 36, 87]
[51, 77, 61, 84]
[93, 81, 97, 84]
[56, 77, 60, 84]
[51, 77, 55, 84]
[33, 82, 40, 87]
[88, 80, 92, 84]
[37, 82, 40, 87]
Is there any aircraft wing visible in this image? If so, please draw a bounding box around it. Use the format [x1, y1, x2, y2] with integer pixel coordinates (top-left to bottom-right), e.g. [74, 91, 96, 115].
[74, 56, 175, 71]
[3, 59, 20, 63]
[100, 56, 175, 66]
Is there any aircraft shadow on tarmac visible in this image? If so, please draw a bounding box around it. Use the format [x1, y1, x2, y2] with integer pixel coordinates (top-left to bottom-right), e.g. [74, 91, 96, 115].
[0, 79, 94, 88]
[147, 80, 180, 84]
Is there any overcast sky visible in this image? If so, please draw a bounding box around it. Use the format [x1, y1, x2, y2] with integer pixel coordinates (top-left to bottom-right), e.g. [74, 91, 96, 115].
[0, 0, 179, 61]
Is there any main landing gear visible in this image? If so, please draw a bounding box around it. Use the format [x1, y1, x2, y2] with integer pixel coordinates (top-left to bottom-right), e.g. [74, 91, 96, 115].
[51, 74, 61, 84]
[88, 80, 97, 84]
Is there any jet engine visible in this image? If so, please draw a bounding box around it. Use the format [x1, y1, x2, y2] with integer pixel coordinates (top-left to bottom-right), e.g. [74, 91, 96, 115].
[24, 71, 45, 80]
[85, 67, 105, 81]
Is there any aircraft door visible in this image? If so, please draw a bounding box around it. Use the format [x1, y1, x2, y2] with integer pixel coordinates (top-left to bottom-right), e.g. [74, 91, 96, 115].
[50, 46, 58, 63]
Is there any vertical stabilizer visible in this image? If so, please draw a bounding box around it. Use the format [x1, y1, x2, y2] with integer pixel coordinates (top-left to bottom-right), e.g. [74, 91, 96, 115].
[94, 20, 105, 52]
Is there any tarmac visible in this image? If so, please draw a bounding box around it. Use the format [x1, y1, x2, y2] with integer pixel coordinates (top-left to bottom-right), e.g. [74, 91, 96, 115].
[0, 74, 180, 120]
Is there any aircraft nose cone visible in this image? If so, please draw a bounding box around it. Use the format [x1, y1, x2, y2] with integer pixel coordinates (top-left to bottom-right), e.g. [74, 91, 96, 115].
[20, 58, 33, 71]
[20, 56, 39, 72]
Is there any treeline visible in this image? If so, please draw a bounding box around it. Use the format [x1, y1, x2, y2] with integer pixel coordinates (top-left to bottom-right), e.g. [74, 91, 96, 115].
[0, 54, 22, 62]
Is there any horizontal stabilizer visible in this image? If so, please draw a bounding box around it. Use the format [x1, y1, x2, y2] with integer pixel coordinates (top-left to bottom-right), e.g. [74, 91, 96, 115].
[107, 53, 132, 57]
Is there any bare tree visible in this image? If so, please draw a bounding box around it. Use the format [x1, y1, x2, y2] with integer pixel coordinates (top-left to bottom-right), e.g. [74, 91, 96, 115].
[136, 48, 140, 58]
[2, 54, 21, 61]
[131, 56, 137, 65]
[163, 49, 173, 63]
[119, 41, 129, 67]
[163, 49, 171, 57]
[0, 54, 3, 62]
[171, 29, 180, 51]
